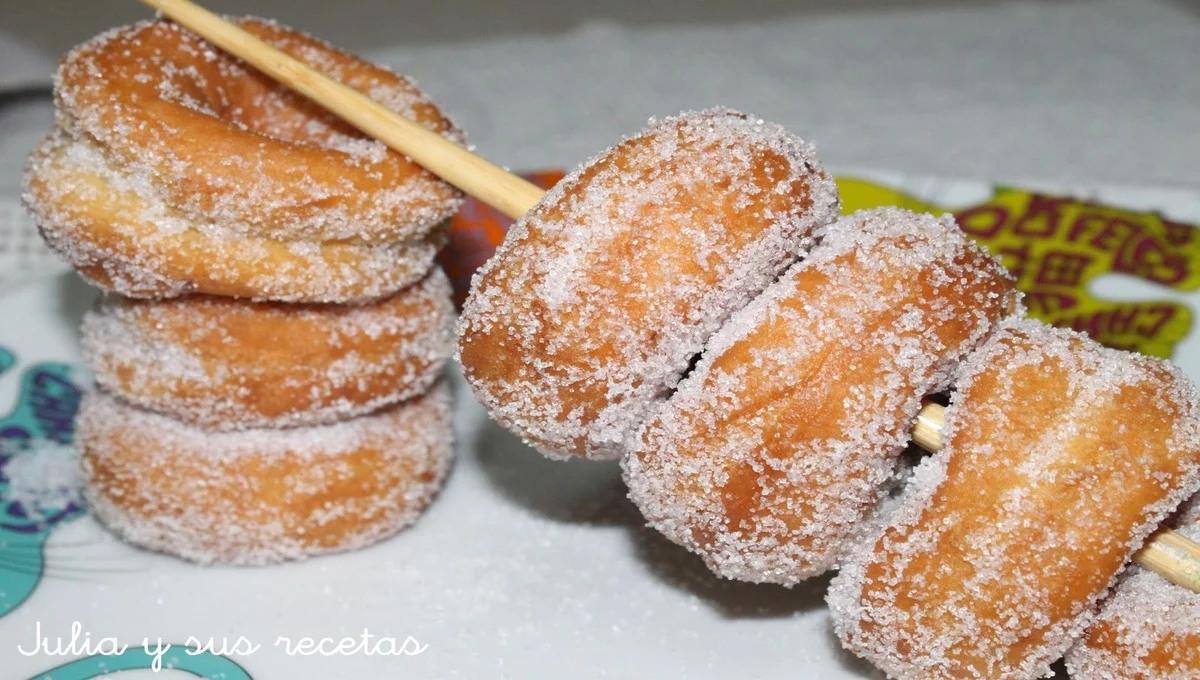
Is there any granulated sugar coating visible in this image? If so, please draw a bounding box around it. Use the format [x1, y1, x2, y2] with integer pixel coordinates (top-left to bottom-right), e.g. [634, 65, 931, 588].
[1066, 496, 1200, 679]
[52, 18, 463, 244]
[79, 384, 455, 566]
[81, 268, 454, 430]
[458, 108, 839, 460]
[624, 208, 1020, 585]
[25, 131, 445, 303]
[828, 318, 1200, 680]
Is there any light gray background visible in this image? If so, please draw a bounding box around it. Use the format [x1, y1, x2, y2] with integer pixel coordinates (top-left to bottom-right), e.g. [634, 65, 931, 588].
[3, 0, 1200, 187]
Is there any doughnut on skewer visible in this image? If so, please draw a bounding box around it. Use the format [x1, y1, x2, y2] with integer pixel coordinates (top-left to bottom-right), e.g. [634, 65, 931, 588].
[1066, 497, 1200, 679]
[1064, 497, 1200, 679]
[913, 405, 1200, 598]
[828, 319, 1200, 679]
[460, 109, 838, 460]
[144, 0, 1200, 596]
[625, 208, 1020, 584]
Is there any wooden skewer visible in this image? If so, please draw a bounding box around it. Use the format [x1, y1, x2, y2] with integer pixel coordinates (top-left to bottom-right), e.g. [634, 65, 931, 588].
[140, 0, 1200, 595]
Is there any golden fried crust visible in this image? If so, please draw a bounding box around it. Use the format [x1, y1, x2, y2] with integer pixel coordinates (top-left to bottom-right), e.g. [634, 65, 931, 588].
[459, 109, 840, 460]
[25, 132, 444, 302]
[830, 319, 1200, 680]
[82, 269, 453, 430]
[54, 18, 462, 244]
[625, 209, 1019, 584]
[80, 385, 454, 565]
[1074, 618, 1200, 680]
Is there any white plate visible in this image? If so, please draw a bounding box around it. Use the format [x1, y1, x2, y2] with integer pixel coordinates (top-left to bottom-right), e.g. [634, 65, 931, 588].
[1, 173, 1199, 679]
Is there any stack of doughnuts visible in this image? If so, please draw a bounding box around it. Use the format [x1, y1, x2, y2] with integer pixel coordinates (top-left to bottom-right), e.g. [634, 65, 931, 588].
[459, 110, 1200, 676]
[23, 18, 460, 565]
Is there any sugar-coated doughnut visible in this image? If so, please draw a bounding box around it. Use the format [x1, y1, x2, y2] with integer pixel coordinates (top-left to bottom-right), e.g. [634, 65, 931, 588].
[624, 208, 1020, 585]
[829, 318, 1200, 680]
[1066, 496, 1200, 679]
[25, 132, 444, 302]
[53, 18, 463, 244]
[81, 268, 453, 431]
[459, 108, 839, 460]
[80, 385, 454, 565]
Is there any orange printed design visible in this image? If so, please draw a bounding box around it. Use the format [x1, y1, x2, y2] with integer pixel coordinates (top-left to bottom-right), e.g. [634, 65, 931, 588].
[440, 171, 565, 308]
[444, 173, 1200, 359]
